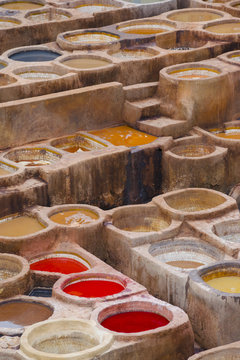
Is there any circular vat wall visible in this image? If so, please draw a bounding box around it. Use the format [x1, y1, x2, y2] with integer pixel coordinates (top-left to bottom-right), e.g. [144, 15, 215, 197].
[109, 47, 159, 59]
[30, 252, 90, 274]
[117, 20, 175, 35]
[0, 0, 44, 10]
[51, 133, 107, 153]
[8, 48, 61, 62]
[0, 253, 30, 298]
[58, 31, 120, 50]
[48, 207, 99, 226]
[60, 55, 112, 70]
[25, 8, 71, 22]
[213, 219, 240, 244]
[210, 125, 240, 139]
[149, 238, 223, 270]
[5, 147, 62, 166]
[0, 298, 53, 334]
[20, 318, 113, 359]
[0, 213, 45, 237]
[189, 347, 240, 360]
[112, 205, 171, 232]
[169, 144, 215, 157]
[0, 18, 21, 28]
[167, 9, 223, 23]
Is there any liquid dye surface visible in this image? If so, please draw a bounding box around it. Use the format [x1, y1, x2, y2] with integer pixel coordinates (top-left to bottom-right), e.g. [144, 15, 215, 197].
[101, 311, 169, 333]
[170, 68, 219, 79]
[17, 160, 51, 166]
[118, 23, 174, 35]
[204, 275, 240, 293]
[50, 209, 98, 226]
[111, 49, 155, 59]
[65, 32, 119, 44]
[62, 58, 110, 69]
[30, 256, 88, 274]
[214, 127, 240, 140]
[0, 269, 18, 281]
[171, 144, 214, 157]
[205, 22, 240, 34]
[0, 19, 19, 28]
[9, 50, 60, 62]
[18, 71, 60, 80]
[0, 215, 45, 237]
[0, 301, 53, 328]
[89, 126, 157, 147]
[64, 279, 125, 298]
[0, 1, 43, 10]
[166, 260, 204, 269]
[168, 11, 221, 22]
[75, 4, 118, 14]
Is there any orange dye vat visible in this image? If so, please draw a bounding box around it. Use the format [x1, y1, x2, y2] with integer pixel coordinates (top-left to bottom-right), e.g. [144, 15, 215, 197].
[101, 311, 169, 333]
[50, 209, 98, 226]
[64, 279, 125, 298]
[89, 126, 157, 147]
[30, 257, 88, 274]
[215, 127, 240, 140]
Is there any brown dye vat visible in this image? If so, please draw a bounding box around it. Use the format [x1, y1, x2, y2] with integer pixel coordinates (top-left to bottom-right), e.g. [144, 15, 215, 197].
[0, 1, 43, 9]
[0, 270, 17, 280]
[0, 301, 52, 329]
[213, 127, 240, 139]
[0, 168, 11, 176]
[166, 260, 204, 269]
[62, 58, 110, 69]
[89, 126, 157, 147]
[171, 144, 215, 157]
[0, 215, 45, 237]
[50, 209, 99, 226]
[168, 11, 222, 22]
[205, 22, 240, 33]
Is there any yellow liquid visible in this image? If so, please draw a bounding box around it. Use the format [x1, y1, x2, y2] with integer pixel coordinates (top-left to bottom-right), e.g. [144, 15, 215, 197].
[205, 276, 240, 293]
[123, 28, 167, 35]
[50, 209, 99, 226]
[0, 215, 45, 237]
[0, 1, 43, 9]
[168, 11, 221, 22]
[0, 168, 11, 176]
[62, 58, 110, 69]
[215, 127, 240, 139]
[206, 22, 240, 34]
[89, 126, 157, 147]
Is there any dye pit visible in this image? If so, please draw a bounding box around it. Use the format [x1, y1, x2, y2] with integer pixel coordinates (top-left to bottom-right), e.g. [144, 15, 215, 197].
[49, 209, 99, 226]
[0, 215, 45, 237]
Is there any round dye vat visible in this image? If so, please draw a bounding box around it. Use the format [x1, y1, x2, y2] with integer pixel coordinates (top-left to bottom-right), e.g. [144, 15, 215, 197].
[51, 134, 107, 153]
[64, 31, 119, 45]
[167, 10, 222, 22]
[89, 125, 157, 147]
[0, 214, 45, 237]
[49, 209, 99, 226]
[62, 57, 111, 69]
[117, 21, 174, 35]
[64, 279, 125, 298]
[30, 254, 89, 274]
[110, 48, 156, 59]
[212, 127, 240, 139]
[230, 54, 240, 62]
[101, 311, 169, 333]
[203, 273, 240, 293]
[0, 300, 53, 329]
[75, 4, 119, 14]
[205, 22, 240, 34]
[9, 49, 61, 62]
[26, 10, 70, 22]
[0, 1, 43, 10]
[170, 144, 215, 157]
[0, 18, 20, 28]
[169, 67, 220, 79]
[17, 71, 60, 80]
[0, 61, 7, 70]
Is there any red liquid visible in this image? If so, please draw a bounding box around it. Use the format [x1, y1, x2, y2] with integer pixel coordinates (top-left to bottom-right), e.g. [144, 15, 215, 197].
[101, 311, 169, 333]
[64, 279, 125, 298]
[30, 257, 88, 274]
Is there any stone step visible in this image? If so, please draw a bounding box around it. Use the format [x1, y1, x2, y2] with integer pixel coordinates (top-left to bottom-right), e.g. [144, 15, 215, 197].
[138, 117, 189, 138]
[123, 97, 161, 127]
[124, 82, 158, 102]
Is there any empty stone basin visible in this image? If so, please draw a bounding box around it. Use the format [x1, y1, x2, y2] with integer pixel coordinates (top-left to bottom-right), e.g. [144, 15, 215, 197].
[205, 20, 240, 34]
[0, 161, 17, 176]
[0, 17, 20, 28]
[170, 144, 215, 157]
[25, 8, 71, 21]
[61, 56, 112, 69]
[202, 265, 240, 293]
[164, 189, 226, 212]
[30, 252, 90, 274]
[169, 66, 220, 79]
[15, 69, 60, 80]
[149, 238, 221, 270]
[156, 32, 207, 51]
[213, 219, 240, 244]
[51, 133, 107, 152]
[75, 3, 120, 14]
[49, 208, 99, 226]
[0, 213, 45, 237]
[0, 299, 53, 330]
[5, 147, 61, 166]
[109, 47, 158, 59]
[167, 9, 223, 22]
[20, 319, 113, 359]
[88, 125, 157, 147]
[64, 31, 119, 45]
[0, 253, 28, 281]
[112, 205, 171, 232]
[0, 0, 43, 10]
[9, 49, 61, 62]
[117, 20, 175, 35]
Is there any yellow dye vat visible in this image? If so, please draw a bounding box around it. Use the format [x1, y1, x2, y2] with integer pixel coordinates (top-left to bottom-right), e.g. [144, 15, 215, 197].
[118, 22, 174, 35]
[0, 1, 43, 10]
[50, 209, 99, 226]
[0, 215, 45, 237]
[204, 273, 240, 293]
[170, 67, 220, 79]
[213, 127, 240, 139]
[89, 126, 157, 147]
[168, 11, 222, 23]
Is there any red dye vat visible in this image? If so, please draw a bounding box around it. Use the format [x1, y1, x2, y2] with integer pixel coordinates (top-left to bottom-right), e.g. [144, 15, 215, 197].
[63, 279, 125, 298]
[101, 311, 169, 333]
[30, 257, 88, 274]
